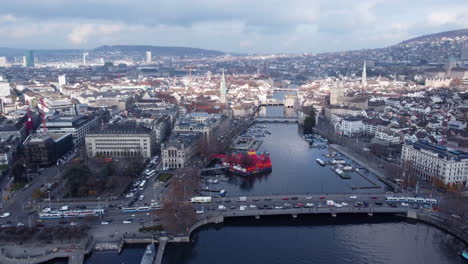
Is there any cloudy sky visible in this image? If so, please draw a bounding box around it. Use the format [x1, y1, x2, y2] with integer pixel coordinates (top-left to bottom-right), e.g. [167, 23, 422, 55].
[0, 0, 467, 54]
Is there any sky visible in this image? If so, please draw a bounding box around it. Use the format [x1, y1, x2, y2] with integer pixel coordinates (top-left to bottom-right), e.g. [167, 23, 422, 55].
[0, 0, 467, 54]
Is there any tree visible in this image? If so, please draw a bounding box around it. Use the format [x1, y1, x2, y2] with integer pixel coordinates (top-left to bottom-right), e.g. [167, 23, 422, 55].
[303, 107, 316, 134]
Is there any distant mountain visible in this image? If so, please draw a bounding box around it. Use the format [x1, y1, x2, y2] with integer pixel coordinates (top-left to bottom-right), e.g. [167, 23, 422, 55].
[93, 45, 225, 57]
[0, 45, 226, 59]
[398, 28, 468, 45]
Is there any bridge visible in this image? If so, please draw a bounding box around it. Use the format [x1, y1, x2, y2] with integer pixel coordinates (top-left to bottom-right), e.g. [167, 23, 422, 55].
[273, 88, 297, 92]
[255, 116, 298, 123]
[260, 99, 284, 106]
[188, 192, 425, 236]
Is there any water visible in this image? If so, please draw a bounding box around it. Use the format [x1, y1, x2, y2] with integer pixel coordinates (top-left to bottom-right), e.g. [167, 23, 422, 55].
[47, 100, 465, 264]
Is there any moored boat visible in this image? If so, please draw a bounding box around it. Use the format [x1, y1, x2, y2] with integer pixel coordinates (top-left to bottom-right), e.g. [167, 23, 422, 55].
[316, 158, 326, 166]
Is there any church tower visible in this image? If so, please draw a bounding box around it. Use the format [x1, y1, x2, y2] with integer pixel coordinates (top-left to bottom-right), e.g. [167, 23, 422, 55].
[361, 60, 367, 92]
[220, 68, 227, 104]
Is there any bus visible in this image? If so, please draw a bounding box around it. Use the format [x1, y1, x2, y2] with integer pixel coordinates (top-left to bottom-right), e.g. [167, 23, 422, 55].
[139, 180, 147, 190]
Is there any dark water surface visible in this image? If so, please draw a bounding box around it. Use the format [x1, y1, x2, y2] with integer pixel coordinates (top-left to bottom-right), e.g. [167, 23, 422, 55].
[47, 102, 465, 264]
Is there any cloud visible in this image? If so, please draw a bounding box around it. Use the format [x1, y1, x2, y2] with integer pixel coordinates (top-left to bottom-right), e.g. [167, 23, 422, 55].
[68, 23, 125, 45]
[0, 0, 466, 53]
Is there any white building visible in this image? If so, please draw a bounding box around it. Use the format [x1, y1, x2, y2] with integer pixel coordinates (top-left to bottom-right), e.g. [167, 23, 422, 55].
[0, 57, 7, 67]
[146, 51, 152, 64]
[58, 74, 67, 87]
[401, 141, 468, 185]
[339, 117, 363, 136]
[86, 124, 155, 159]
[0, 82, 10, 98]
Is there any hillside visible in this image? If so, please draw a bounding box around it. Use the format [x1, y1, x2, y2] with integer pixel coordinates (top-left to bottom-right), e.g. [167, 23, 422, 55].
[93, 45, 225, 57]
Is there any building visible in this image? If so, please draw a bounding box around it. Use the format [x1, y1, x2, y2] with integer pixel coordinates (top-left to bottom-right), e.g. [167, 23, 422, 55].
[220, 69, 227, 104]
[85, 123, 155, 159]
[339, 116, 363, 136]
[128, 115, 172, 145]
[58, 74, 67, 87]
[24, 133, 73, 166]
[330, 80, 345, 105]
[174, 112, 229, 145]
[161, 132, 202, 169]
[284, 94, 296, 108]
[146, 51, 152, 64]
[24, 50, 34, 67]
[44, 115, 101, 145]
[0, 57, 7, 67]
[401, 141, 468, 185]
[0, 82, 10, 98]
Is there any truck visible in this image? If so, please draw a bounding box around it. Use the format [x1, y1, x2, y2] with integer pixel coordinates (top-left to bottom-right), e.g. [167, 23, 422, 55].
[190, 197, 212, 203]
[236, 196, 247, 202]
[326, 200, 335, 206]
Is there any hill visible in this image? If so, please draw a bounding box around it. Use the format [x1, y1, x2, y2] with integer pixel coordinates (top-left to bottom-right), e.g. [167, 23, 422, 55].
[93, 45, 225, 57]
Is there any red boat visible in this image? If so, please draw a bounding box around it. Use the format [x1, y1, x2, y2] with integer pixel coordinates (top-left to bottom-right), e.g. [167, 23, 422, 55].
[220, 150, 272, 176]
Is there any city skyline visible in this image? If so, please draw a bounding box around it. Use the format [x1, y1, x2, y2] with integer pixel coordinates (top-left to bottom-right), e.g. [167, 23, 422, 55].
[0, 0, 467, 54]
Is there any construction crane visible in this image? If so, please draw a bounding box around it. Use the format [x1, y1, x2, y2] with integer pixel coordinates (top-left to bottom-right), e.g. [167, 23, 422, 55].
[39, 98, 47, 133]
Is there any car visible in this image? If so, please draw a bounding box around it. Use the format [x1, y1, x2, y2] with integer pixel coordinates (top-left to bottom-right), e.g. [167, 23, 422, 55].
[125, 193, 134, 198]
[249, 204, 257, 208]
[229, 205, 236, 209]
[101, 221, 109, 225]
[123, 220, 132, 224]
[274, 205, 283, 209]
[305, 196, 312, 200]
[349, 195, 358, 199]
[401, 202, 409, 207]
[341, 202, 348, 206]
[70, 222, 77, 226]
[296, 203, 304, 207]
[264, 198, 271, 201]
[371, 196, 379, 199]
[291, 197, 298, 200]
[253, 198, 260, 202]
[375, 202, 383, 206]
[59, 221, 68, 224]
[139, 195, 144, 201]
[0, 212, 10, 218]
[354, 202, 364, 207]
[320, 196, 326, 199]
[389, 203, 398, 208]
[196, 210, 204, 214]
[451, 214, 461, 219]
[282, 197, 289, 200]
[16, 223, 24, 227]
[239, 206, 247, 211]
[363, 201, 369, 207]
[334, 203, 342, 208]
[317, 203, 324, 207]
[305, 203, 314, 207]
[284, 203, 292, 208]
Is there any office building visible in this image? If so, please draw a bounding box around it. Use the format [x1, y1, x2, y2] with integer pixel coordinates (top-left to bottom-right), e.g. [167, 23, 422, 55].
[24, 133, 73, 166]
[146, 51, 152, 64]
[24, 50, 35, 67]
[161, 132, 202, 169]
[401, 141, 468, 185]
[44, 115, 101, 145]
[85, 123, 155, 159]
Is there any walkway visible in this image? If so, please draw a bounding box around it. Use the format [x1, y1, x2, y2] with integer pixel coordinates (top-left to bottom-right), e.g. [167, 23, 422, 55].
[154, 237, 168, 264]
[330, 144, 398, 190]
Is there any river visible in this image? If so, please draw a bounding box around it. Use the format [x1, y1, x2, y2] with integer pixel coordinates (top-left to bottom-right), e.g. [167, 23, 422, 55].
[47, 94, 466, 264]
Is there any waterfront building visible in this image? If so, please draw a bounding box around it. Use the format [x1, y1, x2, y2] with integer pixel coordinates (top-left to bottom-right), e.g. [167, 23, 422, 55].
[161, 132, 202, 169]
[85, 123, 155, 159]
[338, 116, 364, 137]
[401, 140, 468, 185]
[24, 133, 73, 166]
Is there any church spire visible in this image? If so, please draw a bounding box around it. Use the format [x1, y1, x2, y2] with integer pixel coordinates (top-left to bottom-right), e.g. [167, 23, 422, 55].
[220, 68, 227, 104]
